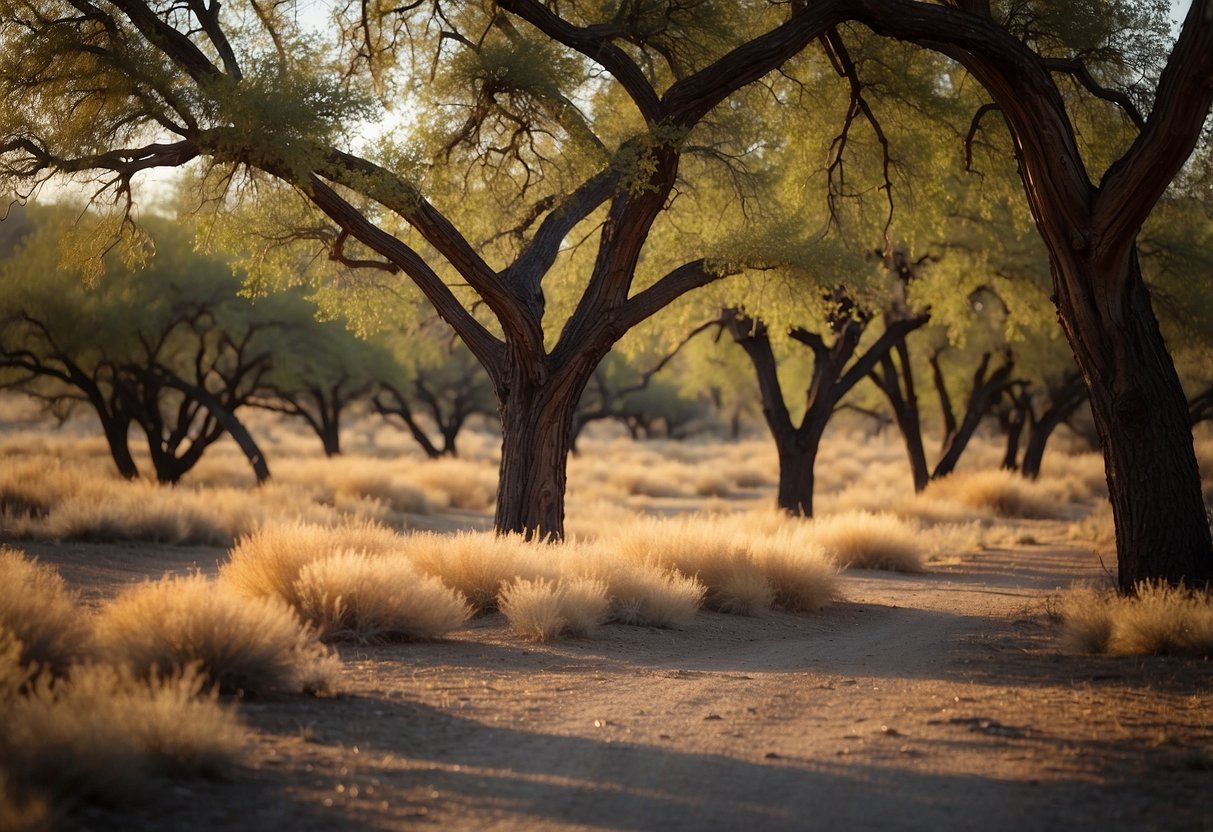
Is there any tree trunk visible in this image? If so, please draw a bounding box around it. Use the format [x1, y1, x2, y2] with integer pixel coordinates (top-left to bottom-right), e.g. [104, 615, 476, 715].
[319, 415, 342, 457]
[932, 354, 1013, 480]
[774, 427, 824, 517]
[1055, 249, 1213, 590]
[872, 346, 929, 493]
[494, 357, 599, 541]
[100, 414, 139, 480]
[1020, 376, 1086, 480]
[1000, 403, 1026, 471]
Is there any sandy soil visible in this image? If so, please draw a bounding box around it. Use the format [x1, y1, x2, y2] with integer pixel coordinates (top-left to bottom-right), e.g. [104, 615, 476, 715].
[17, 534, 1213, 832]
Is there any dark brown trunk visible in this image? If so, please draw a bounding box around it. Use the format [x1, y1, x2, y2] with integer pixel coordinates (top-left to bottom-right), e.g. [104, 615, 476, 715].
[1000, 403, 1026, 471]
[100, 414, 139, 480]
[871, 345, 929, 493]
[494, 348, 603, 541]
[1021, 376, 1086, 481]
[495, 381, 578, 541]
[932, 354, 1014, 480]
[1054, 249, 1213, 590]
[776, 437, 820, 517]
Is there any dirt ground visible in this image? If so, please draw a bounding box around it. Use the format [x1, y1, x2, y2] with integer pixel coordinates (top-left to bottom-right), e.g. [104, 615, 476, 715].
[18, 531, 1213, 832]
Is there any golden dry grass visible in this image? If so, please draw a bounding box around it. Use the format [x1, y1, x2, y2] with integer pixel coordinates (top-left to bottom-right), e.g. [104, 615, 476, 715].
[558, 543, 704, 628]
[220, 519, 402, 611]
[1067, 502, 1116, 554]
[292, 551, 472, 642]
[1062, 583, 1213, 656]
[404, 531, 556, 612]
[929, 470, 1072, 520]
[93, 574, 339, 696]
[0, 548, 92, 676]
[610, 515, 839, 616]
[497, 577, 610, 641]
[0, 663, 245, 806]
[804, 512, 925, 573]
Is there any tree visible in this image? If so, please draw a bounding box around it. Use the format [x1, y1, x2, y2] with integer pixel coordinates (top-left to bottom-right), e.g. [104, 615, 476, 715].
[843, 1, 1213, 589]
[251, 308, 396, 456]
[719, 299, 929, 516]
[0, 207, 275, 483]
[371, 322, 496, 459]
[0, 0, 889, 539]
[3, 1, 1212, 584]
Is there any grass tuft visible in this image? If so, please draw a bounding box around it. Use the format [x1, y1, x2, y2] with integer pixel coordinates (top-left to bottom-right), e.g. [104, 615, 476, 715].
[220, 519, 401, 611]
[807, 512, 925, 573]
[1062, 583, 1213, 656]
[0, 663, 245, 807]
[497, 577, 610, 641]
[292, 551, 472, 643]
[405, 532, 555, 612]
[93, 574, 338, 696]
[0, 548, 92, 676]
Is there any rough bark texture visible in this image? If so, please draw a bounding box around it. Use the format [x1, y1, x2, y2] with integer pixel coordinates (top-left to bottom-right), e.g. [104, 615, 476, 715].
[494, 349, 605, 539]
[1052, 250, 1212, 589]
[854, 0, 1213, 589]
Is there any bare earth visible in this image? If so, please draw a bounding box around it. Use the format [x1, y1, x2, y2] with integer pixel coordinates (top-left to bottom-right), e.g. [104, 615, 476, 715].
[19, 534, 1213, 832]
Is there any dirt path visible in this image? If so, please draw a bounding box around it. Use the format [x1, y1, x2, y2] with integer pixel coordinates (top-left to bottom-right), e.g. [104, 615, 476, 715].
[22, 539, 1213, 831]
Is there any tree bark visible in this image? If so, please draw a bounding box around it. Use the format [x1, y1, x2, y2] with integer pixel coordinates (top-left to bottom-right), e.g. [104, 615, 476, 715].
[1052, 249, 1211, 589]
[494, 360, 595, 540]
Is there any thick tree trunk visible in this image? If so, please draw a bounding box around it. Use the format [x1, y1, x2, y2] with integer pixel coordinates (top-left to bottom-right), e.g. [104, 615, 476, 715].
[494, 355, 600, 541]
[774, 428, 824, 517]
[319, 415, 341, 457]
[1055, 249, 1213, 590]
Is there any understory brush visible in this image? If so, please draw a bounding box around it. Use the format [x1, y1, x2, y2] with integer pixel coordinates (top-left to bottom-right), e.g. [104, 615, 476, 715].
[222, 521, 470, 642]
[0, 662, 245, 808]
[1061, 583, 1213, 656]
[497, 577, 610, 641]
[0, 548, 93, 675]
[93, 574, 339, 695]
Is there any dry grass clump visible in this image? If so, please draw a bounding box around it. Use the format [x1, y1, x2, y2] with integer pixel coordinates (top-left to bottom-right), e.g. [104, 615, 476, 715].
[918, 521, 986, 563]
[1062, 583, 1213, 656]
[617, 518, 774, 615]
[931, 470, 1070, 520]
[93, 574, 338, 696]
[497, 577, 610, 641]
[292, 551, 471, 642]
[613, 515, 838, 616]
[220, 519, 402, 610]
[559, 543, 704, 628]
[0, 663, 245, 806]
[806, 512, 925, 573]
[405, 531, 555, 612]
[0, 548, 92, 676]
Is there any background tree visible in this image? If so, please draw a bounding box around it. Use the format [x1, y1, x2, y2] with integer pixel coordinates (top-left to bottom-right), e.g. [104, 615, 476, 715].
[371, 320, 497, 459]
[0, 207, 286, 483]
[251, 305, 397, 457]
